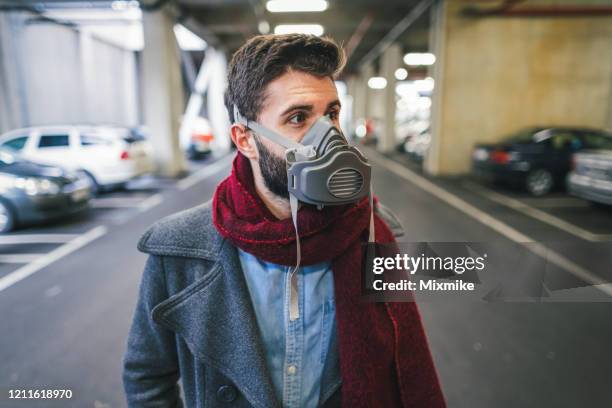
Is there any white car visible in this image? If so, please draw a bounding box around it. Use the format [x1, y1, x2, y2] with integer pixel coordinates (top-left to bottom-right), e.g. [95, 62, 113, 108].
[0, 125, 155, 193]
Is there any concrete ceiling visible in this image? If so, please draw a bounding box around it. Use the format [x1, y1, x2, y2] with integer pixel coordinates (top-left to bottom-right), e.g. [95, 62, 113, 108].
[0, 0, 432, 74]
[175, 0, 431, 74]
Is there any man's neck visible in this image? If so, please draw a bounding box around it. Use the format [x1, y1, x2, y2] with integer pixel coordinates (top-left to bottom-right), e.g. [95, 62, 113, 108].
[251, 162, 291, 220]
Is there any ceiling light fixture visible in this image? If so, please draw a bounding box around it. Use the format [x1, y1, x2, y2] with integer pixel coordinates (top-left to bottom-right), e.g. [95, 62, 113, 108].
[368, 77, 387, 90]
[394, 68, 408, 80]
[266, 0, 328, 13]
[258, 20, 270, 34]
[403, 52, 436, 66]
[274, 24, 324, 36]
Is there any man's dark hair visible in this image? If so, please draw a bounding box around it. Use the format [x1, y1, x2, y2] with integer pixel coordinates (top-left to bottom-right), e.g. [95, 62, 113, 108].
[224, 34, 345, 123]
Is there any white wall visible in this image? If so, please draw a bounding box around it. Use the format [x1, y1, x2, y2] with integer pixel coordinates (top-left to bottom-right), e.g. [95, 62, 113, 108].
[0, 10, 139, 133]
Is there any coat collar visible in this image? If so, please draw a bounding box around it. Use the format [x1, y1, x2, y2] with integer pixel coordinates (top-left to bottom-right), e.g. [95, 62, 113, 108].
[139, 201, 340, 406]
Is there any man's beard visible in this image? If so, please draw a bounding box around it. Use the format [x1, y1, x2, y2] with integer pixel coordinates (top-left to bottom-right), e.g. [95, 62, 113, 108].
[253, 134, 289, 199]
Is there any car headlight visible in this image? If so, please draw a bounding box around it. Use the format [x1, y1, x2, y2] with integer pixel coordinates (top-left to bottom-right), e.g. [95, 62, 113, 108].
[13, 177, 60, 196]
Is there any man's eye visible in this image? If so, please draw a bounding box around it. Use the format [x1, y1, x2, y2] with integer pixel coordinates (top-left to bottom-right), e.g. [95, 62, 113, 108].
[288, 112, 307, 125]
[327, 110, 339, 120]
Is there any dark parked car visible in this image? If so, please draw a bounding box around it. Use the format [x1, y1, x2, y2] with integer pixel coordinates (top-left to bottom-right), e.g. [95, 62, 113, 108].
[568, 149, 612, 206]
[0, 148, 91, 232]
[472, 127, 612, 196]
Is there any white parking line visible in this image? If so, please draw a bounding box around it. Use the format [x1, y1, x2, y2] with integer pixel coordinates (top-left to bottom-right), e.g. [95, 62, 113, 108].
[0, 234, 79, 244]
[91, 197, 152, 209]
[462, 180, 612, 242]
[177, 157, 231, 191]
[0, 226, 108, 293]
[368, 150, 612, 296]
[138, 193, 163, 212]
[0, 254, 45, 264]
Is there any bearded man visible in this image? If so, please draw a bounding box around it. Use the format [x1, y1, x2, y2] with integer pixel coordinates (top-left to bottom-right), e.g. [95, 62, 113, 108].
[123, 33, 445, 408]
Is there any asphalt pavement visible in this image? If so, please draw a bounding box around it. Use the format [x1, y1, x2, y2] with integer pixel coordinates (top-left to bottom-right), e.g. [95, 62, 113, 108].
[1, 149, 611, 408]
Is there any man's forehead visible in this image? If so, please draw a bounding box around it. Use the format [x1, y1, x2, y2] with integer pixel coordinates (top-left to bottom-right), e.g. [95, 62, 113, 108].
[263, 71, 338, 112]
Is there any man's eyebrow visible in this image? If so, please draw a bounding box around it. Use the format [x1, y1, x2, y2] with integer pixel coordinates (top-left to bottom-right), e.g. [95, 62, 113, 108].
[279, 100, 341, 117]
[280, 104, 314, 116]
[326, 99, 341, 110]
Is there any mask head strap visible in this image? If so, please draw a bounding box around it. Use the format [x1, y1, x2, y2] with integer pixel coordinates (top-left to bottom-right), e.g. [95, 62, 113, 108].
[234, 105, 303, 151]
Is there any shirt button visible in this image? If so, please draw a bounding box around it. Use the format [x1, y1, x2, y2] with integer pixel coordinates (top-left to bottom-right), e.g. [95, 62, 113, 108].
[217, 385, 238, 402]
[287, 365, 297, 375]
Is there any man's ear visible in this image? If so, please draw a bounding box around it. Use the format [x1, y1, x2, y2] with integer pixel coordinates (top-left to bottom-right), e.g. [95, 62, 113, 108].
[230, 124, 258, 160]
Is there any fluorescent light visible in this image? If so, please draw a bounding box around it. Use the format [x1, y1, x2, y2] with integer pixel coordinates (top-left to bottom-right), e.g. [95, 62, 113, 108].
[274, 24, 324, 36]
[258, 20, 270, 34]
[403, 52, 436, 66]
[414, 77, 435, 92]
[368, 77, 387, 90]
[266, 0, 328, 13]
[394, 68, 408, 80]
[174, 24, 207, 51]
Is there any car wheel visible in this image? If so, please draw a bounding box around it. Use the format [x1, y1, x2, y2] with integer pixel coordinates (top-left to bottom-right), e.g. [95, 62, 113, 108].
[0, 200, 15, 233]
[82, 171, 100, 195]
[525, 169, 553, 196]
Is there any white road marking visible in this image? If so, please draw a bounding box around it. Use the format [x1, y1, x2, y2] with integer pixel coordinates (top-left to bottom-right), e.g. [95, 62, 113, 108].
[368, 150, 612, 296]
[0, 234, 79, 244]
[177, 157, 231, 191]
[0, 226, 107, 293]
[91, 196, 152, 209]
[462, 180, 612, 242]
[138, 193, 163, 212]
[0, 254, 45, 263]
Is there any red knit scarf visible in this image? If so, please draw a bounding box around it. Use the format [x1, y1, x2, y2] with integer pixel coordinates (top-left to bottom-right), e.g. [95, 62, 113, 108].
[213, 153, 445, 408]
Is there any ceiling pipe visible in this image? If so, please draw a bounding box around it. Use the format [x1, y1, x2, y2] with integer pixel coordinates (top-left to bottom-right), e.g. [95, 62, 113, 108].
[357, 0, 435, 69]
[462, 1, 612, 17]
[344, 11, 374, 63]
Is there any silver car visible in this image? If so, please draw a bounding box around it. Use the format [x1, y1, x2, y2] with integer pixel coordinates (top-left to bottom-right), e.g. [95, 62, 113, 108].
[568, 150, 612, 206]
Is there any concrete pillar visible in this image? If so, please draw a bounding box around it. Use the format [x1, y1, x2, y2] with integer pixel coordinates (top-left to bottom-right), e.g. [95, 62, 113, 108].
[351, 70, 369, 125]
[379, 44, 401, 153]
[141, 8, 187, 177]
[0, 12, 29, 132]
[362, 62, 387, 147]
[425, 0, 612, 176]
[345, 75, 358, 137]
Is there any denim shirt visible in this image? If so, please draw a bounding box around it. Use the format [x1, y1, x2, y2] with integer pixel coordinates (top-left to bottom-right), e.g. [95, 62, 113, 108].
[238, 249, 338, 408]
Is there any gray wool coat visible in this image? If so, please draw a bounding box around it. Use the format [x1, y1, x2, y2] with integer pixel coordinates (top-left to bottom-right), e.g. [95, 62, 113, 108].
[122, 200, 403, 407]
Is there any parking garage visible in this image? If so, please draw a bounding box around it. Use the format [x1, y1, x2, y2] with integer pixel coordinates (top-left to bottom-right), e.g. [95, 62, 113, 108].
[1, 1, 612, 407]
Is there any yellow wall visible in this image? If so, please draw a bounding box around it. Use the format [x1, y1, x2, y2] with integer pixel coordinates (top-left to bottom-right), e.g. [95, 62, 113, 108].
[425, 0, 612, 175]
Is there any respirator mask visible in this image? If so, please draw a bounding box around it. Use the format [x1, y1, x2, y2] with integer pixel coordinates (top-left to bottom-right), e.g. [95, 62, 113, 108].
[234, 105, 376, 320]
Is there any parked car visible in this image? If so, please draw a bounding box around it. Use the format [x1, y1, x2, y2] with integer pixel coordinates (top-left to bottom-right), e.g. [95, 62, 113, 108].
[396, 119, 429, 152]
[353, 118, 378, 145]
[568, 149, 612, 206]
[187, 117, 215, 160]
[0, 125, 155, 194]
[0, 148, 91, 233]
[403, 127, 431, 162]
[472, 127, 612, 196]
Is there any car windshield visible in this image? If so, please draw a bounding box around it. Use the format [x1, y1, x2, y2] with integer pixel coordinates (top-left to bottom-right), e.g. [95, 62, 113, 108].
[506, 128, 547, 144]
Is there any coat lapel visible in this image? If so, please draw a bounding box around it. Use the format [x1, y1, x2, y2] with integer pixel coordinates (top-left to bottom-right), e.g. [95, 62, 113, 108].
[152, 238, 279, 408]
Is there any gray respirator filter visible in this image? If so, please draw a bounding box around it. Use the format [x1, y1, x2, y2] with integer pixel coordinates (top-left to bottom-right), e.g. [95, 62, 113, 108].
[233, 105, 375, 320]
